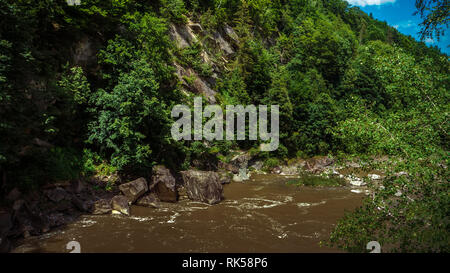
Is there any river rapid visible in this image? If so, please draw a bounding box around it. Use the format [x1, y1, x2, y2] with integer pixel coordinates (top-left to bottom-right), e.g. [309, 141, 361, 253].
[12, 174, 364, 253]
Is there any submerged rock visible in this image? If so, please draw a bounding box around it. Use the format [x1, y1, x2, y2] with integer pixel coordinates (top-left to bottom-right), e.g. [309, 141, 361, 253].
[119, 177, 148, 204]
[180, 170, 223, 204]
[151, 165, 178, 203]
[111, 195, 130, 216]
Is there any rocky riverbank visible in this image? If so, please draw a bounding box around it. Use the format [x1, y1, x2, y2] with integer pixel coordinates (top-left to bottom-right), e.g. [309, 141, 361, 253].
[0, 154, 388, 253]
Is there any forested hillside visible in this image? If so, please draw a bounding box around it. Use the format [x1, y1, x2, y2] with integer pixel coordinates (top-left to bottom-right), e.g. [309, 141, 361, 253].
[0, 0, 448, 252]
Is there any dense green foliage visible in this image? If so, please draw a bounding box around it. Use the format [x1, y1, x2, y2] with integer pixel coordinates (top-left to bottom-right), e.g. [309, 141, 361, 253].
[0, 0, 448, 252]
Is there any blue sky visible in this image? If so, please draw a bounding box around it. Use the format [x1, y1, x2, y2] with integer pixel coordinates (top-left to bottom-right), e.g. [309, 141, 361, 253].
[345, 0, 449, 55]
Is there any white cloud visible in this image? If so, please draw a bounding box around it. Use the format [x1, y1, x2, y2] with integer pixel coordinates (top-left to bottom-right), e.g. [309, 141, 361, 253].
[345, 0, 396, 7]
[425, 38, 435, 44]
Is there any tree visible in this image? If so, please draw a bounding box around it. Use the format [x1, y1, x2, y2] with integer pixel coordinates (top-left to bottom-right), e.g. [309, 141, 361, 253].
[414, 0, 450, 41]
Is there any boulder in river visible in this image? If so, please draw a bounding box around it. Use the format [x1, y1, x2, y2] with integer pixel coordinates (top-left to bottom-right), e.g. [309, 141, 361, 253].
[119, 177, 148, 204]
[180, 170, 224, 204]
[150, 165, 178, 203]
[111, 195, 130, 216]
[136, 193, 160, 208]
[92, 199, 112, 215]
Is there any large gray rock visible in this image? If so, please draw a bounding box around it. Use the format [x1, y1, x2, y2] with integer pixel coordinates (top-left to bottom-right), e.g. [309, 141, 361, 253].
[111, 195, 130, 216]
[92, 199, 112, 215]
[136, 193, 160, 208]
[180, 170, 224, 205]
[118, 177, 148, 204]
[151, 166, 178, 203]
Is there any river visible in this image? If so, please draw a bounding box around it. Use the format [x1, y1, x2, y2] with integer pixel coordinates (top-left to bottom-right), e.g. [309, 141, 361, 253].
[12, 174, 364, 253]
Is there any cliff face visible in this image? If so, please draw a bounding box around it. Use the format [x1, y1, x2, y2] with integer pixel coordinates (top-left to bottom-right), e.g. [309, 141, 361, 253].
[168, 19, 238, 103]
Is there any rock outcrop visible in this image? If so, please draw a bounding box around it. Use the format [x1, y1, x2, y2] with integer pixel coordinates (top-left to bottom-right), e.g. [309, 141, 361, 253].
[180, 170, 223, 204]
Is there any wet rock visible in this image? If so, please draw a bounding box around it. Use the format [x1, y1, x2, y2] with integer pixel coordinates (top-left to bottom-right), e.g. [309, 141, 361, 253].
[136, 193, 160, 208]
[180, 170, 223, 204]
[111, 195, 130, 216]
[232, 167, 250, 182]
[218, 171, 232, 184]
[232, 174, 243, 182]
[119, 177, 148, 204]
[92, 199, 112, 215]
[304, 156, 334, 174]
[348, 176, 366, 186]
[46, 187, 68, 203]
[6, 188, 21, 202]
[151, 165, 178, 203]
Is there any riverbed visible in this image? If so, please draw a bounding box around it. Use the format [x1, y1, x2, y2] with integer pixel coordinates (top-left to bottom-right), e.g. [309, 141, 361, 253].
[12, 174, 364, 253]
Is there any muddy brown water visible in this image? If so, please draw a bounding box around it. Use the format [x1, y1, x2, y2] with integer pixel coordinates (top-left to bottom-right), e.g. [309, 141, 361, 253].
[12, 174, 364, 253]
